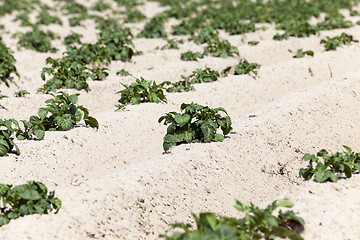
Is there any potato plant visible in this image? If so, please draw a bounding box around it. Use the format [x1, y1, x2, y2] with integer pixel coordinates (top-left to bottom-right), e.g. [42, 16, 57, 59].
[0, 38, 20, 86]
[160, 200, 304, 240]
[185, 67, 220, 84]
[164, 78, 194, 93]
[138, 15, 167, 38]
[0, 181, 61, 227]
[15, 28, 59, 53]
[180, 51, 204, 61]
[116, 77, 167, 109]
[292, 49, 314, 58]
[203, 39, 239, 58]
[16, 91, 98, 141]
[0, 119, 20, 156]
[39, 57, 93, 93]
[158, 103, 232, 151]
[299, 145, 360, 183]
[321, 33, 359, 51]
[14, 90, 29, 97]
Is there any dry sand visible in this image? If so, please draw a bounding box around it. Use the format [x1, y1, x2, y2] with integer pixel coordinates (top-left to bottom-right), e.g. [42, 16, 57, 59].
[1, 1, 360, 239]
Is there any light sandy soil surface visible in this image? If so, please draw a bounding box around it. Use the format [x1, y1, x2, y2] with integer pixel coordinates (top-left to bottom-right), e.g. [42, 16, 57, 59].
[1, 1, 360, 239]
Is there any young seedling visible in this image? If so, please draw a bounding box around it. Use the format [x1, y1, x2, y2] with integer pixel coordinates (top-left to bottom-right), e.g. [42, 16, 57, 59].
[15, 28, 59, 53]
[321, 33, 358, 51]
[184, 67, 220, 84]
[292, 49, 314, 58]
[0, 181, 61, 226]
[158, 102, 232, 151]
[222, 59, 261, 76]
[0, 118, 20, 156]
[116, 69, 131, 76]
[160, 200, 304, 240]
[16, 91, 99, 140]
[299, 145, 360, 183]
[137, 15, 167, 38]
[180, 51, 204, 61]
[203, 38, 239, 58]
[248, 41, 259, 45]
[0, 38, 20, 86]
[14, 90, 29, 97]
[116, 77, 167, 109]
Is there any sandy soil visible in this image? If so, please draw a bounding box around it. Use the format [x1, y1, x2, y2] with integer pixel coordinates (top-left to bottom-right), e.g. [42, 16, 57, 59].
[1, 1, 360, 239]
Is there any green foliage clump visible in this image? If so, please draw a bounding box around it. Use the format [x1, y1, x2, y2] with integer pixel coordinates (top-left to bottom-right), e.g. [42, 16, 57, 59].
[203, 39, 239, 58]
[189, 26, 219, 44]
[0, 119, 20, 156]
[0, 181, 61, 227]
[180, 51, 203, 61]
[316, 14, 352, 31]
[184, 68, 220, 84]
[165, 78, 194, 93]
[39, 57, 92, 93]
[16, 92, 98, 141]
[233, 59, 261, 76]
[158, 103, 232, 151]
[292, 49, 314, 58]
[0, 38, 20, 86]
[299, 145, 360, 183]
[64, 33, 82, 45]
[123, 7, 146, 23]
[161, 39, 182, 50]
[116, 69, 131, 76]
[36, 10, 62, 25]
[91, 0, 110, 12]
[138, 15, 167, 38]
[15, 28, 58, 53]
[321, 33, 358, 51]
[14, 90, 29, 97]
[116, 77, 167, 109]
[160, 200, 304, 240]
[248, 41, 259, 46]
[65, 27, 134, 64]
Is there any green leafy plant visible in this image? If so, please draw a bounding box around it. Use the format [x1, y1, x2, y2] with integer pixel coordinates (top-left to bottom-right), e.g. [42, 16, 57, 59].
[292, 49, 314, 58]
[116, 77, 167, 109]
[180, 51, 203, 61]
[39, 57, 92, 93]
[0, 118, 20, 156]
[15, 28, 58, 53]
[158, 102, 232, 151]
[0, 181, 61, 227]
[14, 90, 29, 97]
[0, 38, 20, 86]
[184, 68, 220, 84]
[137, 15, 167, 38]
[189, 26, 219, 44]
[165, 78, 194, 93]
[36, 10, 62, 25]
[16, 91, 99, 140]
[299, 145, 360, 183]
[203, 39, 239, 58]
[91, 0, 110, 12]
[116, 69, 131, 76]
[321, 33, 359, 51]
[160, 200, 304, 240]
[161, 39, 182, 50]
[123, 7, 146, 23]
[224, 59, 261, 76]
[64, 33, 82, 45]
[248, 41, 259, 45]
